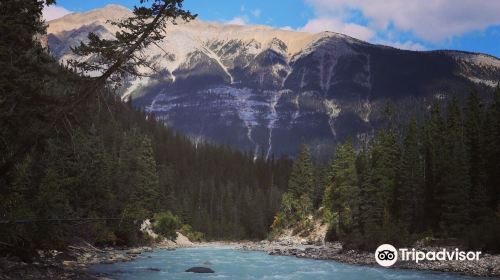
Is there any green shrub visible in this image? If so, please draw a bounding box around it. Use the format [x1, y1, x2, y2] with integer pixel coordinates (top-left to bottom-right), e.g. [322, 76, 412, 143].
[279, 192, 299, 228]
[270, 213, 283, 232]
[273, 192, 315, 235]
[278, 193, 313, 227]
[297, 194, 313, 220]
[179, 224, 204, 242]
[152, 211, 181, 240]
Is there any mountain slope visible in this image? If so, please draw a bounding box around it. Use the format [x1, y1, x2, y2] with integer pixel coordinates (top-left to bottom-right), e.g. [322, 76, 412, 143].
[47, 5, 500, 158]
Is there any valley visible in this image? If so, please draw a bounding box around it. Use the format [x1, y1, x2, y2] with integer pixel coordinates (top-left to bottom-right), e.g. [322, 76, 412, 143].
[1, 1, 499, 279]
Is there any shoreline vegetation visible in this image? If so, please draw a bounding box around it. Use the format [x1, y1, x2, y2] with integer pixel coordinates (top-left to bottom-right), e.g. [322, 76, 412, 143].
[1, 239, 499, 279]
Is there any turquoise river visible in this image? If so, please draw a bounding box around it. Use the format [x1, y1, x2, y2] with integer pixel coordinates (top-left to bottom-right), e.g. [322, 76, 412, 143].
[89, 247, 489, 280]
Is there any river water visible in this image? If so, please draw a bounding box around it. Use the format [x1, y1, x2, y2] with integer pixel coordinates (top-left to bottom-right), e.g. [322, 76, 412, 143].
[89, 247, 484, 280]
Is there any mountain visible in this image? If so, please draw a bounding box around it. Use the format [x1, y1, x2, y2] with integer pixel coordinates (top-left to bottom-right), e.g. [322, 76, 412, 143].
[47, 4, 500, 159]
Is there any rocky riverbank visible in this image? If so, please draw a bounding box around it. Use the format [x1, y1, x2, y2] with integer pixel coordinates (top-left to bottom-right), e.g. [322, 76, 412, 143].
[2, 237, 498, 279]
[238, 240, 500, 278]
[0, 232, 195, 280]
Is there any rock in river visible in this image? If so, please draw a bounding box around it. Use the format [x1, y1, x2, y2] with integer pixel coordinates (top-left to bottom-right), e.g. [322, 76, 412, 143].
[185, 266, 215, 273]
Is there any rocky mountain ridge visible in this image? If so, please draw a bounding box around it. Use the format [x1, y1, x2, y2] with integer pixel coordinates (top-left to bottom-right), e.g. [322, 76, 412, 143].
[47, 5, 500, 158]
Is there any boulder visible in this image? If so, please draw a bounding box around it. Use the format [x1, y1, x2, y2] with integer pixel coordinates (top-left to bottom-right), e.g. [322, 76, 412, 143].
[175, 232, 193, 247]
[62, 260, 77, 267]
[147, 267, 161, 271]
[126, 249, 142, 255]
[185, 266, 215, 273]
[142, 247, 153, 252]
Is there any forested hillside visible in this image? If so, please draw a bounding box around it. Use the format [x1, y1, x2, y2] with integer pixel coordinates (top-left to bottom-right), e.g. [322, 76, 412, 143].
[272, 88, 500, 251]
[0, 0, 291, 259]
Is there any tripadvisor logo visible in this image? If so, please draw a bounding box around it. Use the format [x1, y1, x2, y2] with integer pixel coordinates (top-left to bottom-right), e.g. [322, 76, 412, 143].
[375, 244, 398, 267]
[374, 244, 482, 267]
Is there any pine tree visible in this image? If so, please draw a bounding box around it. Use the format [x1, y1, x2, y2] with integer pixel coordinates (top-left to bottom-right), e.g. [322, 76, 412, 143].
[119, 133, 160, 220]
[324, 141, 359, 235]
[464, 89, 488, 221]
[398, 118, 424, 232]
[423, 101, 446, 231]
[355, 147, 371, 232]
[312, 164, 329, 208]
[288, 144, 314, 198]
[370, 129, 400, 224]
[37, 167, 68, 219]
[158, 164, 177, 211]
[0, 0, 57, 178]
[485, 85, 500, 210]
[69, 0, 196, 88]
[440, 97, 470, 236]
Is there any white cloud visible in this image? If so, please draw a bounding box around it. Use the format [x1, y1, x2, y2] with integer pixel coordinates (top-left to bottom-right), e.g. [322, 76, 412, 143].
[226, 16, 248, 26]
[279, 26, 294, 31]
[42, 5, 72, 21]
[303, 0, 500, 43]
[251, 9, 261, 18]
[297, 16, 426, 51]
[377, 40, 427, 51]
[299, 17, 375, 41]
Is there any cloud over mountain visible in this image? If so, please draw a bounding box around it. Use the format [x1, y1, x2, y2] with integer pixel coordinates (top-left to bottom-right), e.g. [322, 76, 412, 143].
[303, 0, 500, 43]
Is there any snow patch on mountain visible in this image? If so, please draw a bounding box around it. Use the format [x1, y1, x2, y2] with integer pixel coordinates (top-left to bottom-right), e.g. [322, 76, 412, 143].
[291, 95, 300, 124]
[203, 87, 265, 160]
[201, 45, 234, 84]
[465, 76, 499, 87]
[323, 99, 341, 137]
[360, 100, 372, 123]
[265, 90, 285, 159]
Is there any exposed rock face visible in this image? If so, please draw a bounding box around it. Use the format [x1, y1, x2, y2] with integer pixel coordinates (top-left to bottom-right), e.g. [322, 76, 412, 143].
[174, 232, 194, 247]
[140, 219, 194, 248]
[273, 216, 328, 246]
[140, 219, 159, 239]
[47, 5, 500, 158]
[185, 266, 215, 273]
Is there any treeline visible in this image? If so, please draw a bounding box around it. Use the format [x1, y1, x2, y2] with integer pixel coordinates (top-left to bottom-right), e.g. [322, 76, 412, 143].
[274, 89, 500, 251]
[0, 0, 291, 258]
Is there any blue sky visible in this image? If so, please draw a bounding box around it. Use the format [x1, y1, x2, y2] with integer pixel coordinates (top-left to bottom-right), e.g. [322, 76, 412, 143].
[45, 0, 500, 57]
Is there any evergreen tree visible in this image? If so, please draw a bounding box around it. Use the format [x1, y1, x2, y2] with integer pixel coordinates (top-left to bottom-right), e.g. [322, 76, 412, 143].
[355, 147, 371, 233]
[324, 141, 359, 236]
[485, 85, 500, 210]
[288, 144, 314, 198]
[312, 164, 329, 208]
[119, 133, 160, 220]
[464, 89, 488, 221]
[158, 164, 177, 211]
[423, 101, 446, 231]
[70, 0, 196, 88]
[0, 0, 57, 178]
[370, 129, 400, 225]
[440, 97, 470, 235]
[398, 118, 424, 232]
